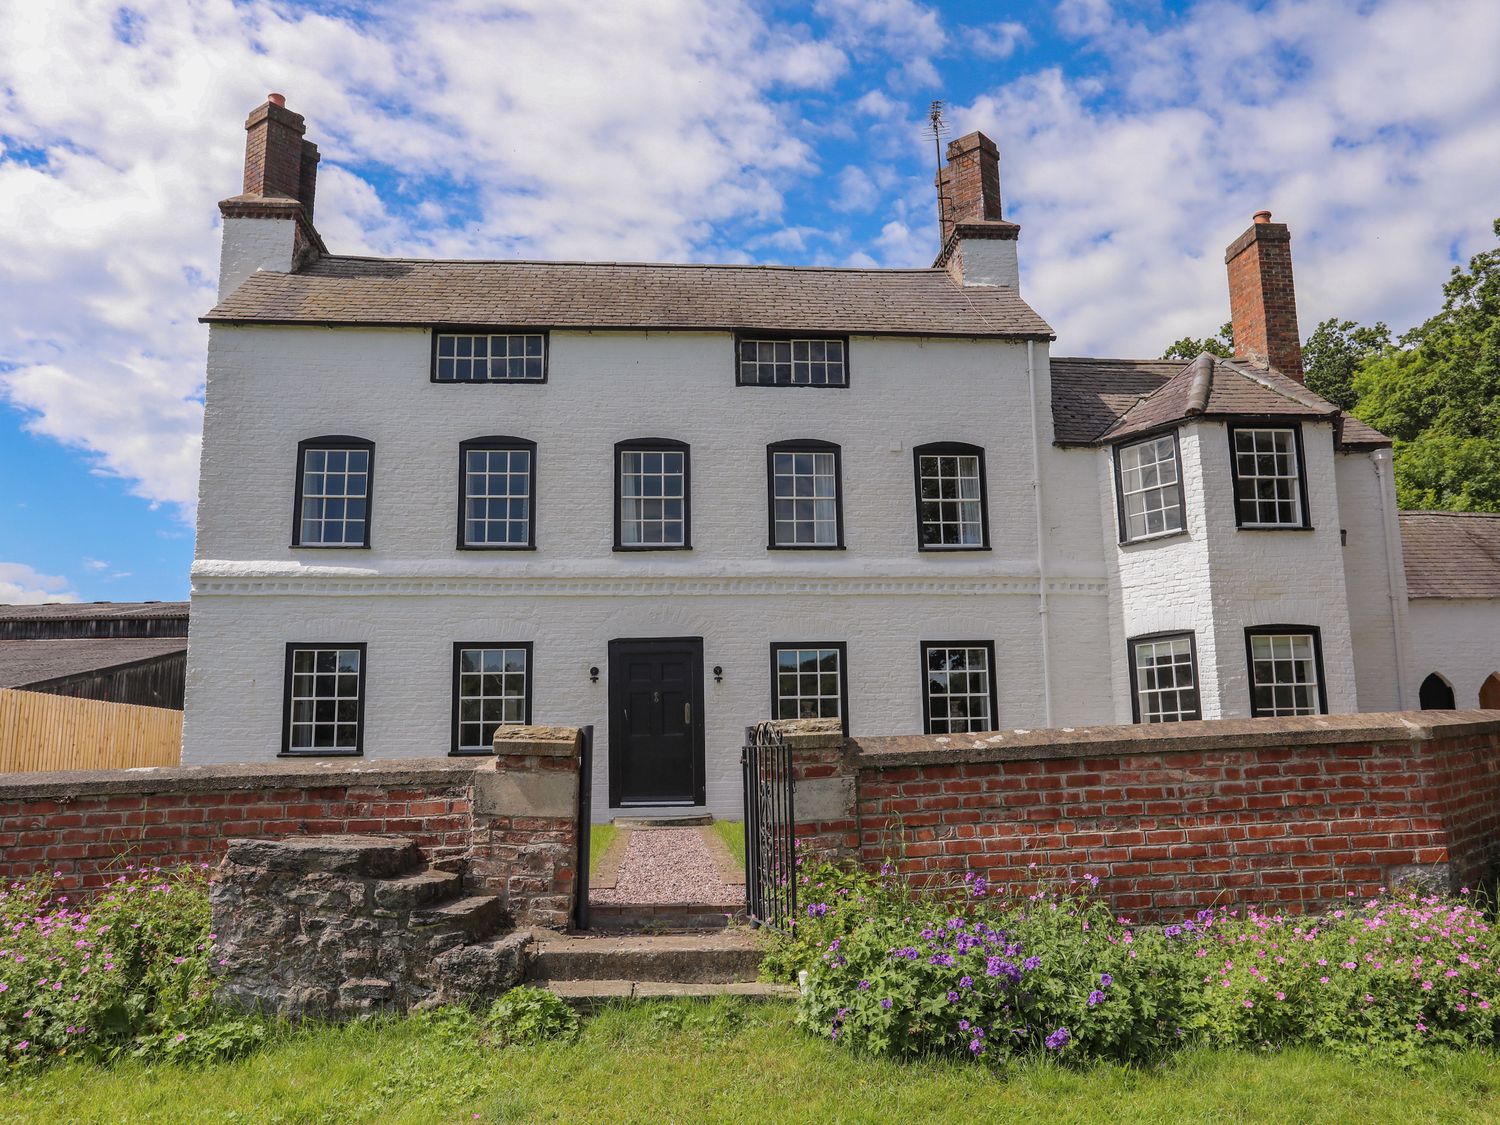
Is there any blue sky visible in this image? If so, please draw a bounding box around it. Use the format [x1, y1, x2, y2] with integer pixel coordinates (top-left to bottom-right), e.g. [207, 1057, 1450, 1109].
[2, 0, 1497, 602]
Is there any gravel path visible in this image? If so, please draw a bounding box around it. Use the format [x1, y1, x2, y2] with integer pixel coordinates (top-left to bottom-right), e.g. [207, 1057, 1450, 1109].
[590, 828, 743, 906]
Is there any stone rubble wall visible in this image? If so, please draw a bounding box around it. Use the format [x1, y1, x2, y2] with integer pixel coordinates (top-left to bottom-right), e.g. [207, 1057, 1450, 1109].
[210, 834, 529, 1019]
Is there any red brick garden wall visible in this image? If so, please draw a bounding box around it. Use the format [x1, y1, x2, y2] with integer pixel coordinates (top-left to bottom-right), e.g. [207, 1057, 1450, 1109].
[784, 710, 1500, 921]
[0, 758, 476, 891]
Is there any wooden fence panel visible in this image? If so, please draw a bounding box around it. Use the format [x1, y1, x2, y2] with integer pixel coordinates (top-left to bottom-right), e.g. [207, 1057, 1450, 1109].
[0, 689, 182, 773]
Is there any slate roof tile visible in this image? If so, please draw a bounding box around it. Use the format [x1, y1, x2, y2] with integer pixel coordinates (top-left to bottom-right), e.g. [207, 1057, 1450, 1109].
[1399, 512, 1500, 599]
[205, 257, 1054, 339]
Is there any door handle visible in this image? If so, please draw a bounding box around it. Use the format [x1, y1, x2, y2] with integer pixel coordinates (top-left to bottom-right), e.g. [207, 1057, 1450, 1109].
[684, 702, 692, 725]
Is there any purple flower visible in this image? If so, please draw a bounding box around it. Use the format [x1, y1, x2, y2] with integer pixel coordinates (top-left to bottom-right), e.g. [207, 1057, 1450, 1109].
[1087, 990, 1105, 1007]
[858, 980, 871, 991]
[880, 998, 893, 1010]
[806, 903, 829, 918]
[1045, 1027, 1071, 1051]
[1022, 956, 1041, 972]
[1099, 973, 1113, 988]
[946, 990, 959, 1002]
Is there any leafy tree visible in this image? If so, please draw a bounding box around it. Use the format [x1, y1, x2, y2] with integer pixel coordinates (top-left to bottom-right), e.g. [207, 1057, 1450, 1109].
[1161, 322, 1233, 361]
[1352, 219, 1500, 512]
[1301, 317, 1391, 410]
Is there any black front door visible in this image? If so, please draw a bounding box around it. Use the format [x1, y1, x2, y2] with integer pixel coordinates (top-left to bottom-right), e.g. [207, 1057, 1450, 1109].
[608, 638, 705, 807]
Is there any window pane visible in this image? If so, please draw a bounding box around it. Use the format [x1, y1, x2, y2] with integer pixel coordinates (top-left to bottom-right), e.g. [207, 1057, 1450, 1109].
[463, 447, 532, 546]
[298, 446, 371, 546]
[771, 647, 842, 722]
[286, 647, 361, 752]
[619, 447, 686, 547]
[1233, 429, 1302, 527]
[435, 333, 545, 381]
[455, 646, 529, 750]
[1247, 631, 1320, 716]
[738, 337, 847, 386]
[1132, 635, 1199, 723]
[918, 451, 985, 547]
[1117, 435, 1184, 541]
[771, 448, 838, 545]
[923, 645, 993, 733]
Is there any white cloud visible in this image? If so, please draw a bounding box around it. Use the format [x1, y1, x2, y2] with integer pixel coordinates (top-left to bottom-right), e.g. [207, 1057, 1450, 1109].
[1056, 0, 1115, 38]
[83, 558, 107, 571]
[833, 165, 880, 212]
[0, 0, 840, 520]
[954, 0, 1500, 356]
[0, 562, 79, 605]
[968, 21, 1030, 60]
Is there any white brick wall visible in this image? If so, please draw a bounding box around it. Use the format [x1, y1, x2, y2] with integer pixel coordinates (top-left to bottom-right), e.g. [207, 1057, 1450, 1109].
[1336, 448, 1411, 711]
[1407, 599, 1500, 707]
[186, 324, 1124, 816]
[216, 217, 296, 301]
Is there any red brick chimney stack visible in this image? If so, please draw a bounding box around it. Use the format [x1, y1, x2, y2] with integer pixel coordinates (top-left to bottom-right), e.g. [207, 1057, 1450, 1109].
[242, 92, 319, 220]
[936, 131, 1003, 246]
[1225, 209, 1303, 381]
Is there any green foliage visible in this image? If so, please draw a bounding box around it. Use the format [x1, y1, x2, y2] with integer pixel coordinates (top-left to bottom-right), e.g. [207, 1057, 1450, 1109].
[784, 860, 1500, 1068]
[1347, 219, 1500, 511]
[1302, 317, 1391, 410]
[0, 864, 265, 1070]
[1161, 322, 1234, 361]
[483, 986, 579, 1046]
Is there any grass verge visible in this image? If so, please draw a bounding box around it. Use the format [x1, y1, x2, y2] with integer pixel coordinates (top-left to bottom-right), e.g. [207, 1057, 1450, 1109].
[711, 819, 745, 871]
[587, 823, 618, 873]
[4, 1000, 1498, 1124]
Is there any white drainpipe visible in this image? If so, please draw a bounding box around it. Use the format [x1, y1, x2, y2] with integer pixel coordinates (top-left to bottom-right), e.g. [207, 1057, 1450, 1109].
[1026, 339, 1054, 726]
[1373, 448, 1408, 709]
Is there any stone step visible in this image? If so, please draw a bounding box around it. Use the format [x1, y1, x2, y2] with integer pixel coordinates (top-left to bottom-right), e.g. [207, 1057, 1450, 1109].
[225, 834, 425, 879]
[528, 930, 764, 984]
[412, 893, 504, 940]
[610, 814, 715, 828]
[372, 869, 462, 912]
[537, 978, 798, 1009]
[586, 902, 746, 932]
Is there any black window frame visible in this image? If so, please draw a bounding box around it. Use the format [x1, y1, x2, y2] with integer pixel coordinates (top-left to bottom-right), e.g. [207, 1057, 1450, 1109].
[734, 330, 851, 389]
[1227, 421, 1313, 530]
[457, 436, 538, 551]
[768, 641, 850, 735]
[765, 439, 846, 550]
[1112, 428, 1188, 544]
[614, 438, 692, 552]
[450, 641, 535, 755]
[919, 639, 999, 735]
[430, 327, 549, 384]
[1126, 630, 1203, 723]
[912, 441, 991, 551]
[280, 641, 368, 757]
[1244, 624, 1328, 717]
[291, 435, 375, 549]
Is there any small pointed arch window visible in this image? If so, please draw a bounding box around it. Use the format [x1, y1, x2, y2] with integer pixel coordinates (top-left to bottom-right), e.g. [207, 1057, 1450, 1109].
[1479, 673, 1500, 710]
[1419, 673, 1456, 710]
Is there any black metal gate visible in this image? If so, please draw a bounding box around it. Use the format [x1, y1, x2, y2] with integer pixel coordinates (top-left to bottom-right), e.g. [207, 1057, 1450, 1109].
[571, 724, 594, 931]
[741, 721, 796, 930]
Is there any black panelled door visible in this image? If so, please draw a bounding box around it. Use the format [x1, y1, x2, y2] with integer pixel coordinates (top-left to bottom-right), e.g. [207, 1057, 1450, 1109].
[608, 638, 706, 807]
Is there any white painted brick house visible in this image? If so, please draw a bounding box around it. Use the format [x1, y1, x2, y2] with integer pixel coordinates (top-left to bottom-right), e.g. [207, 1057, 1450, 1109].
[183, 97, 1500, 817]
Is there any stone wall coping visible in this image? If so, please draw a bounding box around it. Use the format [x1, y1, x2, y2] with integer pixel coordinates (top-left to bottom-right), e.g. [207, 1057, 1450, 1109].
[765, 717, 844, 748]
[0, 756, 479, 802]
[492, 725, 582, 758]
[850, 710, 1500, 769]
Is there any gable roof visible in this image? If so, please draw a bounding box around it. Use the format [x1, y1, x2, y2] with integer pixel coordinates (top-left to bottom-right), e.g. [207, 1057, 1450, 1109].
[1399, 512, 1500, 599]
[0, 638, 187, 689]
[1049, 354, 1390, 449]
[204, 257, 1054, 340]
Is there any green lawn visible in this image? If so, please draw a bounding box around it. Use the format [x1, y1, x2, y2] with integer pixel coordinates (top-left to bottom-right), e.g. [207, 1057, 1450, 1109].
[712, 819, 745, 871]
[5, 1001, 1498, 1124]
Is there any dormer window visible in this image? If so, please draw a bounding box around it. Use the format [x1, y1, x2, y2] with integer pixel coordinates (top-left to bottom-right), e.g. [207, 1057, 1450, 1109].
[736, 334, 848, 387]
[433, 331, 547, 382]
[1229, 424, 1309, 528]
[1114, 432, 1185, 543]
